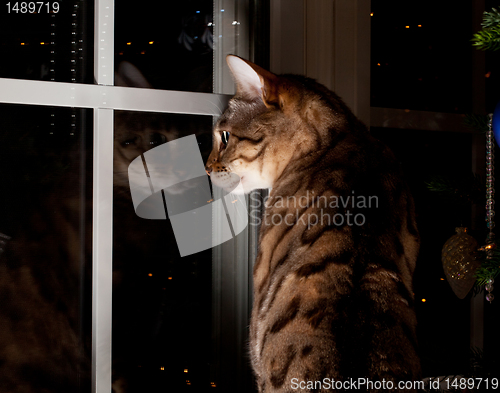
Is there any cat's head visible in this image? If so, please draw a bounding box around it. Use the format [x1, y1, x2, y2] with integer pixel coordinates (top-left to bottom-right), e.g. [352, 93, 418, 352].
[113, 62, 178, 190]
[205, 55, 340, 194]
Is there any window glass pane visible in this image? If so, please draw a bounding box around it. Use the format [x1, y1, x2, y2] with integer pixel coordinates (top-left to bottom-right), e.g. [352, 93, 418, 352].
[0, 103, 92, 392]
[0, 1, 94, 83]
[112, 110, 216, 391]
[372, 127, 474, 376]
[114, 1, 213, 92]
[371, 1, 472, 113]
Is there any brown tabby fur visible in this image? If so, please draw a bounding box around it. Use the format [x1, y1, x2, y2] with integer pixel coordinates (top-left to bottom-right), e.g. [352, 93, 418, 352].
[206, 56, 420, 392]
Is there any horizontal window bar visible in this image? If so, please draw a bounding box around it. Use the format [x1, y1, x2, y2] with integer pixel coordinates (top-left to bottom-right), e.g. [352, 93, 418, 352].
[0, 78, 231, 115]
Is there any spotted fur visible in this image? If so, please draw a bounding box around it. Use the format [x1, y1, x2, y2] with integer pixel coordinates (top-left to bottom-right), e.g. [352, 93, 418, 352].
[206, 56, 420, 392]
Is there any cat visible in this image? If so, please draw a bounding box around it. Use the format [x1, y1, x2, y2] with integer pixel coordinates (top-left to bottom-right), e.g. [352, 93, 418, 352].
[206, 55, 421, 392]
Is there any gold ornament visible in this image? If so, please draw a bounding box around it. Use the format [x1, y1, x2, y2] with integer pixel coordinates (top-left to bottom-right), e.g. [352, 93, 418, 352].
[441, 227, 479, 299]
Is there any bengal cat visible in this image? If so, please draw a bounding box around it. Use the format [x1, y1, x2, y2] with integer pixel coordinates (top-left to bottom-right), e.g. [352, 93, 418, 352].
[206, 56, 421, 392]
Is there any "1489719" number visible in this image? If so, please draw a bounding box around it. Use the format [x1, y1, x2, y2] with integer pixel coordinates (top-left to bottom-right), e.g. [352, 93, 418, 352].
[6, 2, 59, 13]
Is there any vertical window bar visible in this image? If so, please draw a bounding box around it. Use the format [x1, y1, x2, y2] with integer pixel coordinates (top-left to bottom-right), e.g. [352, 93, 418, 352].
[92, 109, 113, 393]
[94, 0, 114, 86]
[213, 0, 250, 95]
[93, 0, 114, 392]
[212, 3, 254, 391]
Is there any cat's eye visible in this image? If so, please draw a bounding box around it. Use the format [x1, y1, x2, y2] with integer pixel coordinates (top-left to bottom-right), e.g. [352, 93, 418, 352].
[221, 131, 230, 146]
[149, 133, 168, 147]
[121, 136, 138, 147]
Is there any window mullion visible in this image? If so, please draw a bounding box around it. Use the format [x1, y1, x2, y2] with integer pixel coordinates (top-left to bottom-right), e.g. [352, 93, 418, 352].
[91, 108, 114, 393]
[92, 0, 114, 392]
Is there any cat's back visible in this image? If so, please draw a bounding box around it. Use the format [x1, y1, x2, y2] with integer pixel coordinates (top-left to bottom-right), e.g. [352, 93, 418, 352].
[250, 77, 420, 392]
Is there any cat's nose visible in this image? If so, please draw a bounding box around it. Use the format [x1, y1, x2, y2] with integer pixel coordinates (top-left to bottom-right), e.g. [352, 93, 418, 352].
[205, 166, 212, 176]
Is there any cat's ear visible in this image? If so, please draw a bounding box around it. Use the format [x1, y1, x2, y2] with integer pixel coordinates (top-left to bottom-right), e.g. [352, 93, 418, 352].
[115, 61, 152, 88]
[226, 55, 279, 106]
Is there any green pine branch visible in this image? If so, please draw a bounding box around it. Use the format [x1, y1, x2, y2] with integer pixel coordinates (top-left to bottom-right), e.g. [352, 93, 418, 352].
[464, 114, 490, 133]
[481, 7, 500, 28]
[475, 247, 500, 286]
[425, 173, 483, 207]
[472, 8, 500, 51]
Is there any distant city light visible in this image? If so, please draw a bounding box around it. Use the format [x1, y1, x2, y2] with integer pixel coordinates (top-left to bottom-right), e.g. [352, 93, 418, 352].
[149, 41, 154, 44]
[405, 26, 410, 28]
[148, 273, 153, 277]
[160, 366, 165, 370]
[40, 42, 45, 45]
[184, 369, 188, 373]
[421, 299, 427, 303]
[370, 12, 373, 16]
[126, 42, 131, 45]
[20, 42, 25, 45]
[418, 24, 422, 27]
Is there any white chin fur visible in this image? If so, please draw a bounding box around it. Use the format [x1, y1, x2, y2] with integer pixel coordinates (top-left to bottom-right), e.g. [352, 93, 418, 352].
[210, 171, 242, 193]
[211, 171, 267, 194]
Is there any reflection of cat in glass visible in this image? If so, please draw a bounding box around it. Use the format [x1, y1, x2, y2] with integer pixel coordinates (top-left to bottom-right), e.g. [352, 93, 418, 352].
[113, 64, 214, 393]
[0, 62, 212, 393]
[114, 62, 212, 196]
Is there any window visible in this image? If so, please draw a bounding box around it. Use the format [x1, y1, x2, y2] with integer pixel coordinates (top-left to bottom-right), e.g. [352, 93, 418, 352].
[0, 1, 263, 392]
[370, 0, 500, 378]
[269, 0, 499, 380]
